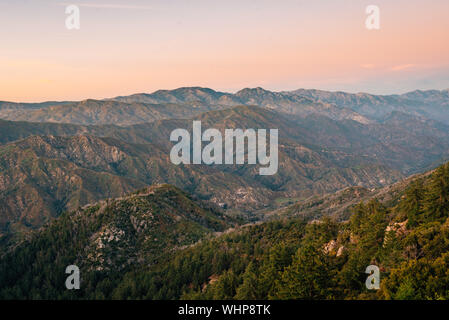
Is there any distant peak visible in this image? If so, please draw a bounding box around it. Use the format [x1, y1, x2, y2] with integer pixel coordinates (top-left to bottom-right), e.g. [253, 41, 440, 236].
[235, 87, 271, 95]
[79, 98, 102, 104]
[153, 87, 218, 94]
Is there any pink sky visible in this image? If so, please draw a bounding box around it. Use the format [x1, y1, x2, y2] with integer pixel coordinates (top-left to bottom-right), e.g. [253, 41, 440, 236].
[1, 0, 449, 102]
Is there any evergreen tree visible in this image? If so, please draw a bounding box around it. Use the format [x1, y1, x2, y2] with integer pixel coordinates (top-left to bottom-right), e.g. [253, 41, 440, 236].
[423, 164, 449, 222]
[234, 262, 260, 299]
[273, 244, 334, 299]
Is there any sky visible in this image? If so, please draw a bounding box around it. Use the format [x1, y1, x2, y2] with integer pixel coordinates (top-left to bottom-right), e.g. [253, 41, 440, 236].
[1, 0, 449, 102]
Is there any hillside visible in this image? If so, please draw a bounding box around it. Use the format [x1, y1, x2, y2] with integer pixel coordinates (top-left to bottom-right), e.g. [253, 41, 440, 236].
[276, 168, 435, 222]
[1, 162, 448, 300]
[3, 105, 446, 175]
[1, 106, 412, 244]
[0, 135, 148, 244]
[0, 184, 232, 299]
[174, 162, 449, 300]
[122, 161, 449, 300]
[0, 100, 227, 126]
[114, 87, 449, 125]
[112, 87, 371, 124]
[1, 88, 449, 279]
[4, 102, 449, 245]
[288, 88, 449, 125]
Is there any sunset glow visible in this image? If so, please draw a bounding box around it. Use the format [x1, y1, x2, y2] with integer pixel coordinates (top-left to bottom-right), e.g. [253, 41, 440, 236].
[1, 0, 449, 102]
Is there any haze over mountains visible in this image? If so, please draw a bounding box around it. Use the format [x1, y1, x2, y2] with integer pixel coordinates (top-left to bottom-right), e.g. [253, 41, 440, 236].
[1, 86, 449, 301]
[0, 100, 228, 126]
[2, 87, 448, 126]
[1, 87, 449, 246]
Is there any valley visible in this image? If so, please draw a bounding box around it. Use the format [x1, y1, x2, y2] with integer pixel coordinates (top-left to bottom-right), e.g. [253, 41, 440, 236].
[0, 87, 448, 300]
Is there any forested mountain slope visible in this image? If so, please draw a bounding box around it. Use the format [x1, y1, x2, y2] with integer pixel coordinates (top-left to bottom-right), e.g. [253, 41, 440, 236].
[1, 162, 448, 300]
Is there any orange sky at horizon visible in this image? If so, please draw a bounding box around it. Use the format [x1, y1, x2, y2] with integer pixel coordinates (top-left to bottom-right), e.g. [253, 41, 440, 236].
[1, 0, 448, 102]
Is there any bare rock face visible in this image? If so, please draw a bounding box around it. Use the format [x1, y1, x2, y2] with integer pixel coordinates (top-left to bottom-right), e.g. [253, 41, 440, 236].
[336, 246, 346, 257]
[383, 220, 408, 247]
[323, 240, 346, 256]
[350, 233, 359, 244]
[385, 220, 408, 236]
[323, 239, 338, 255]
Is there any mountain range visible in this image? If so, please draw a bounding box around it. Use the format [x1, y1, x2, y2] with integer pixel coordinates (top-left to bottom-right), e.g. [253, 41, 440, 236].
[3, 87, 448, 126]
[0, 106, 406, 243]
[0, 89, 447, 236]
[1, 86, 449, 299]
[1, 87, 449, 245]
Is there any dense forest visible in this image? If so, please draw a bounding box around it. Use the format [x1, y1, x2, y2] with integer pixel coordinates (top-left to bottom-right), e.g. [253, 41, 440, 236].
[1, 163, 449, 300]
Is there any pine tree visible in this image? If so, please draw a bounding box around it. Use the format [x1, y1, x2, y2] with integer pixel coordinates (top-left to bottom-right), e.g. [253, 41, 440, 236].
[399, 179, 424, 227]
[273, 244, 334, 299]
[234, 262, 260, 299]
[423, 164, 449, 222]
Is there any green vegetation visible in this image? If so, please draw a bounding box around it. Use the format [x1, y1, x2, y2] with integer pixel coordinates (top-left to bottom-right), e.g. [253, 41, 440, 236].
[0, 184, 232, 299]
[0, 105, 409, 244]
[1, 163, 449, 300]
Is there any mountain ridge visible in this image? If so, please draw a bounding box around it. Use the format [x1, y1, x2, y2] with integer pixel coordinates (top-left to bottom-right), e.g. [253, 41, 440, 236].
[2, 87, 448, 126]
